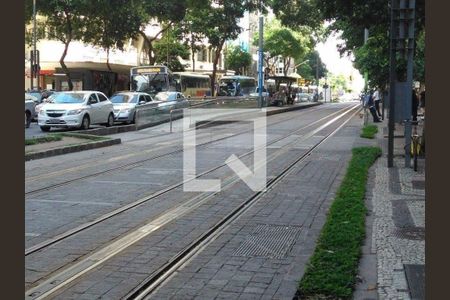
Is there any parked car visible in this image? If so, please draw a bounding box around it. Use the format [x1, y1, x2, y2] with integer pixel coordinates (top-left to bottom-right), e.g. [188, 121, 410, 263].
[35, 92, 59, 117]
[25, 94, 37, 128]
[296, 93, 313, 102]
[110, 91, 154, 124]
[38, 91, 115, 132]
[249, 87, 270, 104]
[154, 92, 189, 112]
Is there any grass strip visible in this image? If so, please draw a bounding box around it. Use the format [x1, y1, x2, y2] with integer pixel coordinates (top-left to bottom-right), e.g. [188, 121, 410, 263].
[297, 146, 382, 299]
[59, 132, 109, 141]
[360, 125, 378, 139]
[25, 132, 108, 146]
[25, 134, 63, 145]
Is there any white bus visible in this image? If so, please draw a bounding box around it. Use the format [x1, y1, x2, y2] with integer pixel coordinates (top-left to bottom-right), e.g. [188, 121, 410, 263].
[173, 72, 211, 98]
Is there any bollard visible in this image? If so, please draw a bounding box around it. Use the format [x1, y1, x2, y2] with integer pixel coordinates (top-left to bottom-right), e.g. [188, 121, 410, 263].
[169, 109, 173, 133]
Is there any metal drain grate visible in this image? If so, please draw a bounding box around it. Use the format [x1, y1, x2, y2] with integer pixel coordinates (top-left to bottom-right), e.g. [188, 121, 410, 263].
[392, 227, 425, 240]
[233, 224, 302, 259]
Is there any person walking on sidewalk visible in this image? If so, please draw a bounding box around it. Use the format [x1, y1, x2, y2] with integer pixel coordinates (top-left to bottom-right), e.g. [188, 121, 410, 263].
[372, 89, 382, 120]
[365, 91, 381, 123]
[412, 89, 419, 123]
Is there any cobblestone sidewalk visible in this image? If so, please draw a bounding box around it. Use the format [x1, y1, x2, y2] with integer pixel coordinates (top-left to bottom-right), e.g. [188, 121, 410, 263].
[354, 124, 425, 300]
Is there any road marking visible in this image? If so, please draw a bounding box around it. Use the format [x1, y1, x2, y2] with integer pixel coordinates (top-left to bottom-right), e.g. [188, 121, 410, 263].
[92, 180, 162, 186]
[25, 233, 41, 237]
[27, 199, 115, 206]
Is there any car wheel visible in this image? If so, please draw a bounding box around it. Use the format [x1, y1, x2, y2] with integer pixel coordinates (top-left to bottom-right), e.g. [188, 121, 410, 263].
[81, 115, 90, 130]
[25, 111, 31, 128]
[106, 113, 114, 127]
[40, 126, 51, 132]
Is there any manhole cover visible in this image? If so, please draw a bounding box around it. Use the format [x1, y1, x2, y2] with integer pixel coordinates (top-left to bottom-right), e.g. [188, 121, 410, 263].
[392, 227, 425, 240]
[233, 224, 302, 259]
[411, 180, 425, 190]
[404, 264, 425, 299]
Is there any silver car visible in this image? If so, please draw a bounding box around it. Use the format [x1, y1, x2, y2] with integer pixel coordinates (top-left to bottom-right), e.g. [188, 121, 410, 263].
[25, 94, 37, 128]
[110, 92, 154, 124]
[38, 91, 115, 132]
[154, 92, 189, 112]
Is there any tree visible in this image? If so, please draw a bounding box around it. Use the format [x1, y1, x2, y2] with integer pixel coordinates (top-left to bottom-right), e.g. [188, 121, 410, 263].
[270, 0, 425, 89]
[153, 26, 190, 71]
[253, 19, 313, 76]
[83, 0, 142, 71]
[179, 9, 207, 72]
[296, 50, 327, 82]
[37, 0, 90, 91]
[225, 45, 252, 75]
[193, 0, 255, 94]
[136, 0, 188, 65]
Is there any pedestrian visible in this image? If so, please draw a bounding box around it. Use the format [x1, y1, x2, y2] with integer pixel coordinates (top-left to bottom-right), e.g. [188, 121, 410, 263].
[366, 92, 381, 123]
[420, 89, 425, 116]
[412, 89, 419, 123]
[372, 89, 382, 119]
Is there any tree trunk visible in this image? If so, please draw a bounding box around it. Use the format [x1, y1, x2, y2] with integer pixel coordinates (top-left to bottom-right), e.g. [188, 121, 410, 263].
[106, 48, 112, 72]
[211, 43, 223, 96]
[191, 34, 195, 72]
[60, 40, 73, 91]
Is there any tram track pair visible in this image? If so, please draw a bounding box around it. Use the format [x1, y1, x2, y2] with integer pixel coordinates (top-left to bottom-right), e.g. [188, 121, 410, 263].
[25, 104, 355, 257]
[25, 104, 359, 299]
[126, 105, 362, 299]
[25, 104, 328, 195]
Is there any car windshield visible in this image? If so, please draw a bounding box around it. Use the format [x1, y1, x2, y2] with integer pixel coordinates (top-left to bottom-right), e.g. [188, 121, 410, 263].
[110, 94, 137, 104]
[154, 93, 175, 101]
[28, 92, 42, 101]
[52, 93, 86, 104]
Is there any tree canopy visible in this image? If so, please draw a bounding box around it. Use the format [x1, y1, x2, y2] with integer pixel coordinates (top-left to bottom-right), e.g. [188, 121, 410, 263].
[225, 45, 252, 75]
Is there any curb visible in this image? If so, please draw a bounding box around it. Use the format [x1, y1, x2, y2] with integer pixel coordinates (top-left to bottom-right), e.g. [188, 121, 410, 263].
[73, 124, 136, 136]
[266, 102, 322, 116]
[25, 138, 121, 161]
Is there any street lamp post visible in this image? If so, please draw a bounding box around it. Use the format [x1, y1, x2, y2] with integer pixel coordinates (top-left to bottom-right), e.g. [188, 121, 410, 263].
[32, 0, 37, 90]
[257, 0, 264, 108]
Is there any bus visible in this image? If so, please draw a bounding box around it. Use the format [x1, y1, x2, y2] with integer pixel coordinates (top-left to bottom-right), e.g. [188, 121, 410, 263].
[217, 75, 256, 97]
[173, 72, 211, 97]
[130, 65, 176, 97]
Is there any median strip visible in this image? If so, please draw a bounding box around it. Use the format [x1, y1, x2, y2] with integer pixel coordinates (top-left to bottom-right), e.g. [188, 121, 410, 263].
[25, 133, 121, 161]
[296, 146, 382, 299]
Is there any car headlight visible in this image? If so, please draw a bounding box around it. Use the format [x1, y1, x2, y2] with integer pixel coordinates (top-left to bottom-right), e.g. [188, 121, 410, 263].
[67, 109, 84, 115]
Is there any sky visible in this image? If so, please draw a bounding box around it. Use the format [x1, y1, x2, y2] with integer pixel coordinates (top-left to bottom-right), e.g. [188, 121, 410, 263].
[316, 31, 365, 93]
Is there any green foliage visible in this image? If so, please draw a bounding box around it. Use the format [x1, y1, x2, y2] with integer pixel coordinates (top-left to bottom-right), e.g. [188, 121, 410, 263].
[360, 125, 379, 139]
[25, 135, 63, 146]
[253, 19, 313, 75]
[82, 1, 142, 52]
[327, 73, 350, 93]
[414, 29, 425, 83]
[225, 45, 252, 74]
[298, 146, 382, 299]
[190, 0, 254, 92]
[297, 50, 327, 82]
[354, 34, 390, 89]
[153, 27, 190, 71]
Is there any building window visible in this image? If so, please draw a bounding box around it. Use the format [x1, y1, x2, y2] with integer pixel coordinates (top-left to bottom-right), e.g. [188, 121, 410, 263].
[197, 48, 208, 62]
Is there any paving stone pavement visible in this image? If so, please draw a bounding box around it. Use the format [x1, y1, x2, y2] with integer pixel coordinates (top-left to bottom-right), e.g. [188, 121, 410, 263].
[354, 121, 425, 300]
[147, 115, 366, 300]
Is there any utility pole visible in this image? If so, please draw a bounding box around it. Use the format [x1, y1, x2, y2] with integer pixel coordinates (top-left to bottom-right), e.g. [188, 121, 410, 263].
[257, 0, 264, 108]
[315, 55, 319, 100]
[31, 0, 37, 90]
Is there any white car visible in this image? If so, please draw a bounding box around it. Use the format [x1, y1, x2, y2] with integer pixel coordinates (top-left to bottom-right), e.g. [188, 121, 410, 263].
[38, 91, 114, 132]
